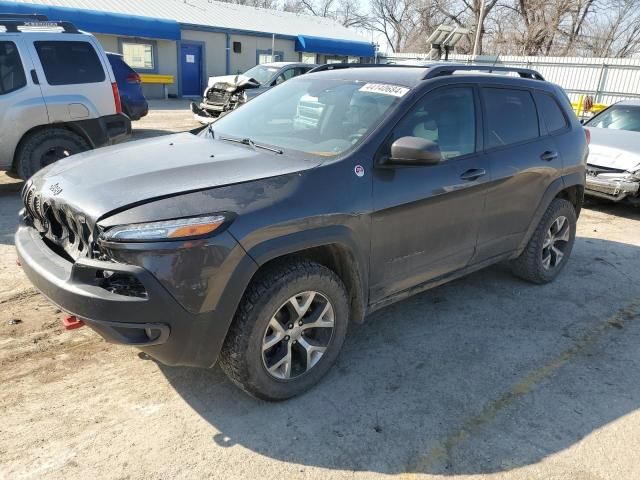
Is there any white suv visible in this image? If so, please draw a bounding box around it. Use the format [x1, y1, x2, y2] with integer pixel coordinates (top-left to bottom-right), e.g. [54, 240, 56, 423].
[0, 16, 131, 179]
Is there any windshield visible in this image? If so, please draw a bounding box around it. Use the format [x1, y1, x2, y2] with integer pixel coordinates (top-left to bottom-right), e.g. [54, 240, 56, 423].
[587, 105, 640, 132]
[210, 77, 404, 156]
[243, 65, 279, 85]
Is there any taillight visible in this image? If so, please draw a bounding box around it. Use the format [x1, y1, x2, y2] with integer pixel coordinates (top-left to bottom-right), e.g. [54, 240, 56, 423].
[111, 82, 122, 114]
[126, 72, 141, 84]
[584, 127, 591, 145]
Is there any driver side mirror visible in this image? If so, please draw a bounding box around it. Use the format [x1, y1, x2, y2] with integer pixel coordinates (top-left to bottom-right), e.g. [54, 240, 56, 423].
[387, 136, 442, 165]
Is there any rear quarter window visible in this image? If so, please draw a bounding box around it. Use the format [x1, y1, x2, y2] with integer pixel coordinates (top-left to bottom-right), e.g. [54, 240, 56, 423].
[483, 87, 539, 149]
[535, 92, 568, 133]
[0, 41, 27, 94]
[35, 41, 105, 85]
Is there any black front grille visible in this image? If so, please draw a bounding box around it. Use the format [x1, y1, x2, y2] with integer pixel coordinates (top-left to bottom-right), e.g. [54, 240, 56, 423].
[23, 185, 94, 260]
[206, 88, 231, 105]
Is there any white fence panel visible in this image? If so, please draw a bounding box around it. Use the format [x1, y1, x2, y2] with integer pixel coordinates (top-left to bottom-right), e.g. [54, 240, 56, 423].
[381, 53, 640, 104]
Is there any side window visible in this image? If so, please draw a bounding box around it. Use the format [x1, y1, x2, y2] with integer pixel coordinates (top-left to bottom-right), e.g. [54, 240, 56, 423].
[483, 88, 539, 149]
[275, 68, 296, 85]
[0, 41, 27, 95]
[535, 92, 568, 133]
[34, 41, 105, 85]
[392, 87, 476, 160]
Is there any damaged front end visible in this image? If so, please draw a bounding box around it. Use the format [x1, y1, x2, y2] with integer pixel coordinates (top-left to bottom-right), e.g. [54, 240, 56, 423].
[585, 164, 640, 204]
[191, 75, 260, 124]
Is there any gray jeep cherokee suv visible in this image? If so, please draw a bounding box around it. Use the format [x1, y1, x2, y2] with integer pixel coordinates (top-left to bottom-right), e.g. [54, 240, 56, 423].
[16, 64, 588, 400]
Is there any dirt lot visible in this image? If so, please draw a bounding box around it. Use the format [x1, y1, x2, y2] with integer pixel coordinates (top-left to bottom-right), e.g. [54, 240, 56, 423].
[1, 101, 640, 480]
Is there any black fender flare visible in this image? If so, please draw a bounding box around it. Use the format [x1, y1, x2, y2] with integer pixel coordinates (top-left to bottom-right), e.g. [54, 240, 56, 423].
[243, 225, 369, 323]
[513, 174, 584, 257]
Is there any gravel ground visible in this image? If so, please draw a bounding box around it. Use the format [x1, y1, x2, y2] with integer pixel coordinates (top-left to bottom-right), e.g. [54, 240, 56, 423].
[1, 102, 640, 480]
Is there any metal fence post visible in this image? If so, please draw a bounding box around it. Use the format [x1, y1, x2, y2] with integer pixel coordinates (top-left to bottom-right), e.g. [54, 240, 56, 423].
[595, 63, 608, 103]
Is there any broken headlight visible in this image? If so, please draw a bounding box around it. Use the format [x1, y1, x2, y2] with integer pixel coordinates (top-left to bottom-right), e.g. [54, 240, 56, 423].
[101, 215, 227, 242]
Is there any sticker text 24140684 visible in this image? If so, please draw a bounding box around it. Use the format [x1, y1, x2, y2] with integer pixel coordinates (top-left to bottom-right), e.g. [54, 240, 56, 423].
[359, 83, 410, 97]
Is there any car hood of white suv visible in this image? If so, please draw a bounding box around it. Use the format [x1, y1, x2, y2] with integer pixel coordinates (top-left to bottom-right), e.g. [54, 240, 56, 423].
[587, 127, 640, 172]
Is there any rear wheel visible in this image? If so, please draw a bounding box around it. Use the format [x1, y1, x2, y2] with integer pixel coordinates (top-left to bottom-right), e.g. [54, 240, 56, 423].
[510, 198, 577, 284]
[220, 260, 349, 401]
[16, 128, 90, 180]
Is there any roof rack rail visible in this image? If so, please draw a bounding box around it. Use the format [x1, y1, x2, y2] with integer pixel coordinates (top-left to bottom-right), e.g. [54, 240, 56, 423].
[423, 64, 545, 80]
[309, 63, 426, 73]
[0, 13, 49, 21]
[0, 18, 79, 34]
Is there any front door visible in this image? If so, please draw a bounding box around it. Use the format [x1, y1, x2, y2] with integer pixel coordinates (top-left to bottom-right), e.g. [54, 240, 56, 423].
[180, 43, 203, 97]
[370, 85, 489, 303]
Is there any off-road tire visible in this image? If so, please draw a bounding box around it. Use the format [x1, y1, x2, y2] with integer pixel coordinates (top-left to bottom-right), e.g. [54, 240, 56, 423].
[510, 198, 577, 284]
[220, 259, 349, 401]
[16, 128, 91, 180]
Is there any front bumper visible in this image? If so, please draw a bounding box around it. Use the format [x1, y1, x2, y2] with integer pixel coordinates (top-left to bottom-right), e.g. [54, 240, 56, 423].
[585, 173, 639, 201]
[15, 224, 224, 367]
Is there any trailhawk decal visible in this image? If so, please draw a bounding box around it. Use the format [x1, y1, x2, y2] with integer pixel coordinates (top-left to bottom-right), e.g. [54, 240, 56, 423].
[359, 83, 410, 97]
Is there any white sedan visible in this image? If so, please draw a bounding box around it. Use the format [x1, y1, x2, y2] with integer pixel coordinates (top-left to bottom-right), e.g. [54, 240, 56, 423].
[584, 100, 640, 205]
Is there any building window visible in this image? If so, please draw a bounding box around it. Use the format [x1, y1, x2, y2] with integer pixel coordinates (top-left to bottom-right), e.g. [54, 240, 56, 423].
[300, 52, 316, 64]
[233, 41, 242, 53]
[257, 51, 283, 64]
[348, 56, 360, 63]
[121, 42, 154, 70]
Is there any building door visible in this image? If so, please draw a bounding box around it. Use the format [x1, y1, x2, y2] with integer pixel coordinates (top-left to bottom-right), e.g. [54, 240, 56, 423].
[180, 43, 202, 97]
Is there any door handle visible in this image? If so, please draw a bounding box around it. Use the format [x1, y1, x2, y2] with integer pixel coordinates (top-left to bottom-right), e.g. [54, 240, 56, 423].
[540, 151, 558, 161]
[30, 69, 39, 85]
[460, 168, 487, 181]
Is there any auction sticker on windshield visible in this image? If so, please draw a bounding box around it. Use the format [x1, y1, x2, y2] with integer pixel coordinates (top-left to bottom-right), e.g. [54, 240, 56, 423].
[359, 83, 410, 97]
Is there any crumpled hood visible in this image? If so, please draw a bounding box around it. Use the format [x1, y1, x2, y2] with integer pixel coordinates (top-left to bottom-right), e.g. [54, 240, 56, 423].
[587, 127, 640, 171]
[206, 74, 259, 91]
[28, 132, 319, 223]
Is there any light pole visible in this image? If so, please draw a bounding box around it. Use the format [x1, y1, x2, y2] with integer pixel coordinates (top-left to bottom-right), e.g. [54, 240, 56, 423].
[472, 0, 486, 57]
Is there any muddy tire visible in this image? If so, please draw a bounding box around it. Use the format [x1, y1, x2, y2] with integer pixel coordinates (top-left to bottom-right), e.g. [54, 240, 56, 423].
[220, 259, 349, 401]
[510, 198, 577, 284]
[16, 128, 90, 180]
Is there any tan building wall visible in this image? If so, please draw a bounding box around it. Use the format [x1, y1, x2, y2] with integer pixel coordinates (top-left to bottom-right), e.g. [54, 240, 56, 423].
[227, 34, 297, 74]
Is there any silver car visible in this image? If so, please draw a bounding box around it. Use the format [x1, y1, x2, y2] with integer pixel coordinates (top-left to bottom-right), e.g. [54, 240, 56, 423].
[584, 100, 640, 205]
[0, 16, 130, 179]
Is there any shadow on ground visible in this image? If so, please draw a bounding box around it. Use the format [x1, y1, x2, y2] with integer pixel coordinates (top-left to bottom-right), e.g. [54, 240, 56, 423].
[583, 197, 640, 221]
[160, 236, 640, 475]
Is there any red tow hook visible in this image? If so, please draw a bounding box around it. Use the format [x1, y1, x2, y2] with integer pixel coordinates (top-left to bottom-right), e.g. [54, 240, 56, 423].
[62, 315, 85, 330]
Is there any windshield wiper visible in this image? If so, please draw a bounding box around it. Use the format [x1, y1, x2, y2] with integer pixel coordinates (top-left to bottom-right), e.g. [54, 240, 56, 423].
[218, 136, 283, 154]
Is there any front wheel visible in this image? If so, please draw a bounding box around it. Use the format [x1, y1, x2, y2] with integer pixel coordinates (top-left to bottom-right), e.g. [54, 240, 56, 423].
[220, 260, 350, 401]
[510, 198, 577, 284]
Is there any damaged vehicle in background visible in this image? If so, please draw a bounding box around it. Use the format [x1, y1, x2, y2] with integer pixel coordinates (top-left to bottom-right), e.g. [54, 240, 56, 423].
[191, 62, 317, 123]
[583, 100, 640, 206]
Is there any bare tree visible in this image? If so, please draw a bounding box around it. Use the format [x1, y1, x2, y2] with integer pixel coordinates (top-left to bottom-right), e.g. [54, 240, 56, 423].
[283, 0, 369, 28]
[368, 0, 421, 52]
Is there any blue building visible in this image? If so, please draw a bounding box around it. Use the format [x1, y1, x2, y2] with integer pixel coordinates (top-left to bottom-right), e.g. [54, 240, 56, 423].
[1, 0, 375, 97]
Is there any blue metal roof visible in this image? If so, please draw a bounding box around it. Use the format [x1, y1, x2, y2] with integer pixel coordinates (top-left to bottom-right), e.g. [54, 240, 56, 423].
[0, 1, 181, 40]
[295, 35, 374, 57]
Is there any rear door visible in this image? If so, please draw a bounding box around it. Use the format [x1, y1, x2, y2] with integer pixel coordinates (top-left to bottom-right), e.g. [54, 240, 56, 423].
[0, 36, 47, 167]
[474, 86, 562, 262]
[27, 35, 115, 121]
